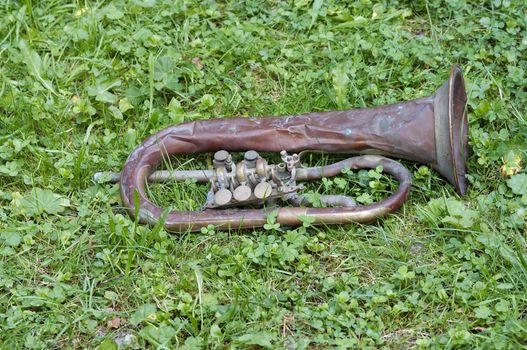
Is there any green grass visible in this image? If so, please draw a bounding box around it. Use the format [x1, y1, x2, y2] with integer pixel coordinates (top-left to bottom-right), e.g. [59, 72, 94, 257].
[1, 0, 526, 349]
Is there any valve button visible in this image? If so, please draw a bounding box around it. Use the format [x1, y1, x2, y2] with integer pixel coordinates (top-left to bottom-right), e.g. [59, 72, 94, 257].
[244, 150, 259, 162]
[214, 188, 232, 206]
[254, 182, 273, 199]
[233, 185, 252, 202]
[214, 150, 229, 162]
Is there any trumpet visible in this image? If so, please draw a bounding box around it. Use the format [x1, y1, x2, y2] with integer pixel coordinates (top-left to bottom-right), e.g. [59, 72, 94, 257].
[95, 65, 468, 232]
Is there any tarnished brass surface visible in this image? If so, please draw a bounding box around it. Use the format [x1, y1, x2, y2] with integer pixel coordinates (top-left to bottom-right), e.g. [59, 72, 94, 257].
[117, 65, 468, 232]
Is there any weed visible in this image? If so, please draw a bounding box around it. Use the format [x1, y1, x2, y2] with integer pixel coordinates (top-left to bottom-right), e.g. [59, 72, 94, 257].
[1, 0, 526, 349]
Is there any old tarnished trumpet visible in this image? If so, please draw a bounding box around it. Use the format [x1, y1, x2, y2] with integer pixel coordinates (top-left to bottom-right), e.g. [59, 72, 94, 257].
[95, 65, 468, 232]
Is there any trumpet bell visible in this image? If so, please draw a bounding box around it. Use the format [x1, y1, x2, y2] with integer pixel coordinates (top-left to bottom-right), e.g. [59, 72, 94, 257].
[432, 65, 468, 195]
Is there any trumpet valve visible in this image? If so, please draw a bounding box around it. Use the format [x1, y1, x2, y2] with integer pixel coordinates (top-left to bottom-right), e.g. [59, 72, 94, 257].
[280, 151, 300, 171]
[214, 188, 233, 206]
[213, 150, 233, 171]
[233, 185, 252, 202]
[253, 182, 273, 199]
[205, 150, 301, 209]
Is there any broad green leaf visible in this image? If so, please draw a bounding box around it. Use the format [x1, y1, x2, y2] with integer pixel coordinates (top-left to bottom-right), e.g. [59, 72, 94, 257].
[154, 56, 177, 81]
[102, 3, 124, 20]
[19, 39, 42, 77]
[279, 243, 298, 262]
[268, 210, 279, 223]
[2, 232, 22, 247]
[0, 247, 16, 257]
[236, 332, 275, 348]
[500, 150, 522, 177]
[394, 265, 415, 280]
[356, 192, 373, 204]
[0, 161, 21, 176]
[336, 291, 350, 304]
[87, 79, 121, 104]
[210, 324, 222, 338]
[130, 303, 157, 325]
[18, 40, 56, 94]
[333, 16, 368, 29]
[310, 0, 324, 28]
[334, 177, 347, 189]
[442, 198, 478, 228]
[263, 222, 280, 231]
[104, 291, 119, 301]
[108, 105, 123, 120]
[167, 97, 185, 123]
[332, 64, 350, 108]
[139, 325, 176, 346]
[124, 85, 147, 105]
[298, 214, 315, 227]
[474, 99, 491, 116]
[19, 188, 69, 216]
[284, 230, 308, 246]
[153, 55, 182, 91]
[294, 0, 310, 8]
[179, 336, 204, 350]
[507, 173, 527, 195]
[474, 305, 492, 319]
[119, 98, 134, 113]
[97, 339, 118, 350]
[63, 25, 89, 42]
[495, 300, 510, 313]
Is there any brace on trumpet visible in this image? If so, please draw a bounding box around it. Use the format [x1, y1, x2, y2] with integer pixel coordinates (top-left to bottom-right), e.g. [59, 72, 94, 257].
[95, 65, 469, 232]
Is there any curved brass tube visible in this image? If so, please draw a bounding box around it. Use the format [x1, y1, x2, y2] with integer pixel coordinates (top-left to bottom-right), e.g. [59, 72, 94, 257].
[119, 153, 410, 232]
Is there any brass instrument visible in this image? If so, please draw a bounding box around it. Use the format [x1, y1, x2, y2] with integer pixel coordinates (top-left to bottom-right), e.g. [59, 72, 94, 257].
[95, 65, 468, 232]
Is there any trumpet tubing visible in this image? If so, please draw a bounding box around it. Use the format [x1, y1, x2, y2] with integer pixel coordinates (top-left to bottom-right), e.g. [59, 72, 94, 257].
[113, 65, 468, 232]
